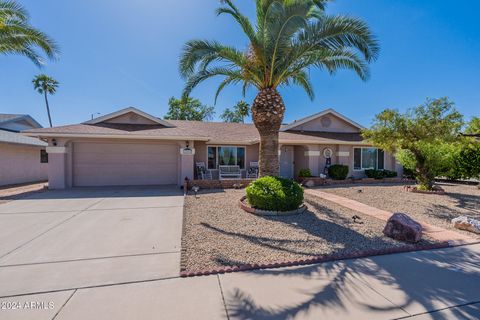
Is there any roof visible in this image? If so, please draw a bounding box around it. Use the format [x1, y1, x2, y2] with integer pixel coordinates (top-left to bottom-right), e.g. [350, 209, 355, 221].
[280, 108, 364, 131]
[24, 120, 367, 145]
[0, 130, 47, 147]
[0, 114, 43, 129]
[83, 107, 174, 127]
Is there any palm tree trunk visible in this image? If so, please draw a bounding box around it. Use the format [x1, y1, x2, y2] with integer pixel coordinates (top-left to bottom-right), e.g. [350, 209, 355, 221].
[252, 88, 285, 177]
[44, 92, 52, 127]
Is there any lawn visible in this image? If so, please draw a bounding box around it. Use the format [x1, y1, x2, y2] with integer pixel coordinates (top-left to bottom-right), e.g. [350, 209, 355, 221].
[319, 182, 480, 239]
[181, 189, 438, 272]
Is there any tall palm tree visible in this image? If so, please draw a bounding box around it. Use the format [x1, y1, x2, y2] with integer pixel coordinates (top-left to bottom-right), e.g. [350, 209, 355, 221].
[180, 0, 379, 177]
[0, 0, 58, 66]
[32, 74, 58, 127]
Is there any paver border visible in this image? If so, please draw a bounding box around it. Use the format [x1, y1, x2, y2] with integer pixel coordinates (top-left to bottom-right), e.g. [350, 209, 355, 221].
[180, 241, 450, 277]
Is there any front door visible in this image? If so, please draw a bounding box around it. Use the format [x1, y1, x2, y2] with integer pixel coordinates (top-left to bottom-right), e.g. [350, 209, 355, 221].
[280, 146, 294, 179]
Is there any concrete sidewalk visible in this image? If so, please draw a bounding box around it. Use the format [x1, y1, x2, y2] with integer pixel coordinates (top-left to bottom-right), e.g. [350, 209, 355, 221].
[2, 243, 479, 320]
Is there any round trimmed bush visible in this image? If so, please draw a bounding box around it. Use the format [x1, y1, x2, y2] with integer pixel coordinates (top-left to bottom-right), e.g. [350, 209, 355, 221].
[328, 164, 349, 180]
[246, 176, 304, 211]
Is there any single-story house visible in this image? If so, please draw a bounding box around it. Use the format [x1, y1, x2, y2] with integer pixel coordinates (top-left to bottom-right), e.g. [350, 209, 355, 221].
[0, 114, 48, 186]
[23, 107, 402, 189]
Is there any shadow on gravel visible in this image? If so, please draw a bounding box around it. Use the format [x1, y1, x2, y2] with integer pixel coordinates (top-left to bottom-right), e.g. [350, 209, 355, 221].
[225, 245, 480, 320]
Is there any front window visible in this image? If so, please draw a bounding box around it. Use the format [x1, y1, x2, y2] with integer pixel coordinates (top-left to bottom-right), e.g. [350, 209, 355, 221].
[207, 146, 245, 169]
[353, 147, 385, 170]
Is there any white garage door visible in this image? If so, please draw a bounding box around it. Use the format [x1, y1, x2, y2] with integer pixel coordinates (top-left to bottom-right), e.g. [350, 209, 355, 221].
[73, 142, 178, 187]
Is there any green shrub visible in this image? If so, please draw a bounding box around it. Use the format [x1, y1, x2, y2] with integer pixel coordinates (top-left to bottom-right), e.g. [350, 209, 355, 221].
[246, 176, 304, 211]
[298, 168, 312, 178]
[328, 165, 349, 180]
[365, 169, 398, 179]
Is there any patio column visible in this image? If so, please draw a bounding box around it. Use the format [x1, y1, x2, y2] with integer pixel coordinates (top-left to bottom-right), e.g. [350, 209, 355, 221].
[304, 145, 321, 176]
[46, 142, 68, 189]
[180, 140, 195, 185]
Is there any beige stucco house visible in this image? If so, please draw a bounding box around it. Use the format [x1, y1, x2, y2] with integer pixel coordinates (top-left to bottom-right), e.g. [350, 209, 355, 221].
[0, 114, 48, 186]
[23, 107, 402, 189]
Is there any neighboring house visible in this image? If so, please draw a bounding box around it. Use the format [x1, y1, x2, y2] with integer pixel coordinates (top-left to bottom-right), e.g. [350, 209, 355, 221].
[0, 114, 48, 186]
[24, 107, 402, 189]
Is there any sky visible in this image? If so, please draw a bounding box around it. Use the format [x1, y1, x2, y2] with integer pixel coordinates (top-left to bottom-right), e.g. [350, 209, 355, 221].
[1, 0, 479, 128]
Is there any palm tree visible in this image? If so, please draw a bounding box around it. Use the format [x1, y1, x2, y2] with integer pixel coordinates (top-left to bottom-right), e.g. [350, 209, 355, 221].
[32, 74, 59, 127]
[180, 0, 379, 177]
[0, 0, 59, 66]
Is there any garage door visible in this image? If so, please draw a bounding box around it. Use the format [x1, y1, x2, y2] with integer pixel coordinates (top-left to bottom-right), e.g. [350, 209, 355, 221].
[73, 142, 178, 187]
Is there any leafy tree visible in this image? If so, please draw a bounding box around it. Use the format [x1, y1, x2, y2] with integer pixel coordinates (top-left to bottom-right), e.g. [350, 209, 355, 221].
[464, 116, 480, 136]
[164, 96, 215, 121]
[32, 74, 59, 127]
[454, 143, 480, 179]
[363, 98, 464, 190]
[221, 100, 250, 123]
[180, 0, 378, 177]
[0, 0, 58, 66]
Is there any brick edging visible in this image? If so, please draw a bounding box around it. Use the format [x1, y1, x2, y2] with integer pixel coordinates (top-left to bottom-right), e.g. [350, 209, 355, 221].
[179, 241, 451, 277]
[179, 197, 189, 273]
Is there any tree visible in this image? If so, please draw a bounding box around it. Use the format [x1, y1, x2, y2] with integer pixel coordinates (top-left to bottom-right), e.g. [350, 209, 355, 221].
[221, 100, 250, 123]
[464, 116, 480, 136]
[164, 96, 215, 121]
[363, 98, 464, 190]
[180, 0, 378, 177]
[0, 0, 58, 66]
[32, 74, 59, 127]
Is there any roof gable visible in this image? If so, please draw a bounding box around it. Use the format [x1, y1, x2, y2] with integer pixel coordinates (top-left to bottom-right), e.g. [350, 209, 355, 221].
[83, 107, 174, 127]
[0, 114, 43, 130]
[281, 108, 364, 133]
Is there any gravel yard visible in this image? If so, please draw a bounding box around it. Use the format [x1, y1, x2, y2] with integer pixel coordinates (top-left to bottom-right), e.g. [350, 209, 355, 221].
[182, 189, 437, 272]
[319, 182, 480, 239]
[0, 182, 47, 204]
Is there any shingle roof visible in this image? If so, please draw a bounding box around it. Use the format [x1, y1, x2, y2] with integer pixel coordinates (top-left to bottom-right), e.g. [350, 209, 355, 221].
[24, 120, 367, 145]
[0, 130, 47, 147]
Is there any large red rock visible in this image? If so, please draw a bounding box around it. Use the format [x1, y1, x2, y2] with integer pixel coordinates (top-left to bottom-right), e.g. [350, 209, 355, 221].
[383, 213, 422, 243]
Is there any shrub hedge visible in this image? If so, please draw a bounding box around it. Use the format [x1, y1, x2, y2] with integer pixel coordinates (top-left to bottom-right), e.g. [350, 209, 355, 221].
[246, 176, 304, 211]
[364, 169, 398, 179]
[298, 168, 312, 178]
[328, 165, 349, 180]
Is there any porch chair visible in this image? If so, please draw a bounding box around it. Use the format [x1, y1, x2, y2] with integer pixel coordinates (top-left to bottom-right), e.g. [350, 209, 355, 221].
[219, 165, 242, 180]
[195, 162, 212, 180]
[247, 161, 259, 179]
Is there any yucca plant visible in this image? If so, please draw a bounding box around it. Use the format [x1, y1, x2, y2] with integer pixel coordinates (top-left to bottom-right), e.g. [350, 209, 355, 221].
[0, 0, 58, 66]
[180, 0, 379, 177]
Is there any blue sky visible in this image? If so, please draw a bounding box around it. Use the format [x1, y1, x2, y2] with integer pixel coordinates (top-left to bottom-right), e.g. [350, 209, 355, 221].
[1, 0, 479, 127]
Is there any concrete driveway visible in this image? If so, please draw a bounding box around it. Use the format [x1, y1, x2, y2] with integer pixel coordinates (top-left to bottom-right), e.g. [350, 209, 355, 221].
[0, 187, 183, 297]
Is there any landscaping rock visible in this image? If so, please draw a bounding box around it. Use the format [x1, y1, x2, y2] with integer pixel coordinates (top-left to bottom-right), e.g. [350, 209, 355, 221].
[452, 216, 480, 234]
[383, 213, 422, 243]
[304, 180, 315, 188]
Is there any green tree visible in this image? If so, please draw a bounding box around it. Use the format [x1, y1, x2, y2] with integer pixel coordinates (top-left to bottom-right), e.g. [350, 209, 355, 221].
[221, 100, 250, 123]
[164, 96, 215, 121]
[363, 97, 464, 190]
[180, 0, 378, 177]
[465, 116, 480, 136]
[32, 74, 59, 127]
[0, 0, 58, 66]
[454, 143, 480, 179]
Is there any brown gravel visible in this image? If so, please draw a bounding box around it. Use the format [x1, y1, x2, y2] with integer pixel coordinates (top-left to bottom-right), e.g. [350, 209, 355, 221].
[319, 182, 480, 239]
[182, 189, 437, 272]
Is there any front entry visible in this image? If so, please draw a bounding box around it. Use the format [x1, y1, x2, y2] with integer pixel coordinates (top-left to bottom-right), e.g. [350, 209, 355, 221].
[279, 145, 294, 179]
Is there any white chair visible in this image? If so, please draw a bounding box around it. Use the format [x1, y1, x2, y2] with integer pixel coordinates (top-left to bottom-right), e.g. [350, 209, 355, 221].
[247, 161, 259, 179]
[219, 165, 242, 180]
[195, 162, 212, 180]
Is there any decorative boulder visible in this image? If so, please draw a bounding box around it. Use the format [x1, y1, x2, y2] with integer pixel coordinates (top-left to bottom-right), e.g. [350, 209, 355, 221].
[383, 213, 422, 243]
[452, 216, 480, 234]
[304, 180, 315, 188]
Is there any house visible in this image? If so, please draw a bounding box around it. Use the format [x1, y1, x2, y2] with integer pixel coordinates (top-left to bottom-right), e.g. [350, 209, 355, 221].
[0, 114, 48, 186]
[23, 107, 402, 189]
